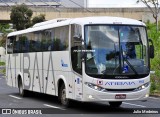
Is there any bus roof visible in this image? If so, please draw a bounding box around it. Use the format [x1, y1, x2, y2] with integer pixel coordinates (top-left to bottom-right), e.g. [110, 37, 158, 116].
[8, 16, 145, 37]
[70, 16, 145, 26]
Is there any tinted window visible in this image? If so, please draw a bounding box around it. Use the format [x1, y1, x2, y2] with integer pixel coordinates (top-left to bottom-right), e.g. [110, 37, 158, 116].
[8, 25, 69, 53]
[71, 24, 82, 75]
[33, 31, 42, 52]
[54, 26, 69, 51]
[19, 35, 29, 53]
[13, 36, 20, 53]
[7, 36, 15, 54]
[41, 30, 51, 51]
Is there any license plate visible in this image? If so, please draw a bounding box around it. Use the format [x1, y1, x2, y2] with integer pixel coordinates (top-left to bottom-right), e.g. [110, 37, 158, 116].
[115, 94, 126, 99]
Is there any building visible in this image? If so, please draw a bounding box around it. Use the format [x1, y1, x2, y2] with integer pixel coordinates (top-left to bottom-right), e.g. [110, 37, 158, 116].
[60, 0, 87, 8]
[0, 0, 87, 8]
[0, 0, 61, 7]
[0, 0, 150, 8]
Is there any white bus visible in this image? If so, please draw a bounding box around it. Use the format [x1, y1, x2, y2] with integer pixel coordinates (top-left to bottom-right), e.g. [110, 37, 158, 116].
[6, 16, 154, 107]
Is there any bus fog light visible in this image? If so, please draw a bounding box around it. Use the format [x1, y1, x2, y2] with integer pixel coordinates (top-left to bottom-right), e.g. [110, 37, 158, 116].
[88, 95, 93, 99]
[145, 94, 149, 97]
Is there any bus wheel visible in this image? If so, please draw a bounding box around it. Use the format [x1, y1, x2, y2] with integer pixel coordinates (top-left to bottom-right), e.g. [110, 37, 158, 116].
[109, 101, 122, 107]
[18, 79, 27, 97]
[59, 84, 70, 107]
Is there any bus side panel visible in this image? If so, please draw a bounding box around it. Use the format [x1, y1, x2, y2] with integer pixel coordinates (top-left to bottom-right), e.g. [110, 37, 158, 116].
[52, 51, 73, 98]
[73, 73, 83, 101]
[23, 53, 32, 90]
[25, 53, 43, 92]
[6, 54, 12, 87]
[68, 72, 74, 99]
[16, 53, 21, 88]
[43, 52, 56, 95]
[6, 54, 18, 87]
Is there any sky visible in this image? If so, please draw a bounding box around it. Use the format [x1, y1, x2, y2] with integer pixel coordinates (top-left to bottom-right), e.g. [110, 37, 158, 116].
[87, 0, 146, 8]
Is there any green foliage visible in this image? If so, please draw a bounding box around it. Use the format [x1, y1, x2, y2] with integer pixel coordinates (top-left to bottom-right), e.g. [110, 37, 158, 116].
[146, 21, 160, 94]
[32, 14, 45, 25]
[0, 24, 10, 33]
[0, 68, 5, 75]
[0, 23, 13, 47]
[137, 0, 159, 32]
[10, 4, 33, 30]
[0, 62, 5, 66]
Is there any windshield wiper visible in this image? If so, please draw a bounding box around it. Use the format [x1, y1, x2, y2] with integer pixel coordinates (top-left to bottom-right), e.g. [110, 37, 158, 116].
[121, 46, 138, 75]
[124, 57, 138, 75]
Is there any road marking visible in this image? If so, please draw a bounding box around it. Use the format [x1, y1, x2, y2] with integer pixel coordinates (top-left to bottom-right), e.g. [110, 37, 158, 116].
[9, 95, 22, 100]
[149, 97, 160, 100]
[123, 102, 146, 108]
[43, 104, 66, 110]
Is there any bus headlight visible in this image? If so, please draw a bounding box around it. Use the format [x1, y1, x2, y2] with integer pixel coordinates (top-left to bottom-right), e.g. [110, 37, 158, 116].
[85, 82, 107, 92]
[134, 82, 150, 92]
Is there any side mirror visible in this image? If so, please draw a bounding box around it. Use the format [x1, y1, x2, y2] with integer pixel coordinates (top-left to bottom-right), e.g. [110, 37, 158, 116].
[149, 39, 154, 59]
[73, 34, 85, 47]
[149, 45, 154, 59]
[73, 34, 82, 42]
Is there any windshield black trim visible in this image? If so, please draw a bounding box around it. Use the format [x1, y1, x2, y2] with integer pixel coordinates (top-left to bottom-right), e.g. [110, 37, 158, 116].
[84, 24, 150, 79]
[85, 73, 149, 79]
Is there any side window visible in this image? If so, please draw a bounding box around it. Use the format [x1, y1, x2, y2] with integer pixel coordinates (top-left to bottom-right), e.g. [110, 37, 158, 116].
[47, 29, 54, 51]
[28, 33, 35, 52]
[7, 36, 15, 54]
[26, 33, 32, 52]
[54, 26, 69, 51]
[13, 36, 20, 53]
[33, 31, 42, 52]
[71, 24, 82, 75]
[24, 34, 30, 53]
[41, 30, 49, 51]
[19, 35, 29, 53]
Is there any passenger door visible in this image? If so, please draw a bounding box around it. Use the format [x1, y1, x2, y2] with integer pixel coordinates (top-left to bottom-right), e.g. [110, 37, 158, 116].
[71, 24, 83, 100]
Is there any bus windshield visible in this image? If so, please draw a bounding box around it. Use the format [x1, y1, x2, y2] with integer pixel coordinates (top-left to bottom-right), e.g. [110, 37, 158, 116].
[85, 25, 149, 79]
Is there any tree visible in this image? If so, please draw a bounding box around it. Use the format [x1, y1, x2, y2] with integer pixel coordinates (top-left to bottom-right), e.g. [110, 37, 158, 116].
[32, 14, 46, 25]
[137, 0, 160, 32]
[0, 24, 12, 47]
[10, 4, 33, 30]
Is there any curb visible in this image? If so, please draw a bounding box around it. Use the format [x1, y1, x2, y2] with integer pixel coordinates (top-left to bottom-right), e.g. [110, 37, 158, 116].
[150, 94, 160, 98]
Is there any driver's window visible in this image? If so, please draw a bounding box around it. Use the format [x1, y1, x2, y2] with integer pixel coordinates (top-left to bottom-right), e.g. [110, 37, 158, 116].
[7, 36, 16, 54]
[71, 24, 82, 75]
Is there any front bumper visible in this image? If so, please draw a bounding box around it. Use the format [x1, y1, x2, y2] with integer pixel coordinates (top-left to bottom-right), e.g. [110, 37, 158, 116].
[83, 84, 150, 102]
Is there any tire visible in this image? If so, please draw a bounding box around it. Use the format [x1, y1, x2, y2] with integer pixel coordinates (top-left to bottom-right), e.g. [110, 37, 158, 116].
[18, 79, 27, 97]
[109, 101, 122, 107]
[59, 84, 70, 107]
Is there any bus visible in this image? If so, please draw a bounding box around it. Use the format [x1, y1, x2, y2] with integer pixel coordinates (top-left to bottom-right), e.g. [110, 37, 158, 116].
[6, 16, 154, 107]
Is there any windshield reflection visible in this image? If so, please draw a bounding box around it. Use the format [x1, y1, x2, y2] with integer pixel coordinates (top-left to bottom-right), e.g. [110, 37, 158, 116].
[85, 25, 149, 78]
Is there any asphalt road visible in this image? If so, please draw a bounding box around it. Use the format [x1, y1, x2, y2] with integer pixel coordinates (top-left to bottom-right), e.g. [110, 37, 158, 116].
[0, 73, 160, 117]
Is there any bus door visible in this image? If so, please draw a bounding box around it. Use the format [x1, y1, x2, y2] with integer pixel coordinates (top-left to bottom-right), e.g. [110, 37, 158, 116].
[71, 46, 83, 100]
[71, 24, 83, 100]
